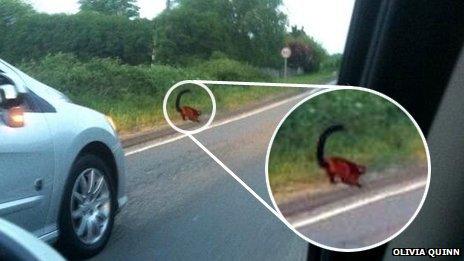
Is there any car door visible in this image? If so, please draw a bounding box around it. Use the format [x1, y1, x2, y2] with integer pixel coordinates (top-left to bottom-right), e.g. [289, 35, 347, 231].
[0, 68, 55, 237]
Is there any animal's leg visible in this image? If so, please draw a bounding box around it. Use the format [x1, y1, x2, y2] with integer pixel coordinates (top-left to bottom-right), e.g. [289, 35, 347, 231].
[340, 177, 348, 185]
[329, 173, 336, 184]
[347, 177, 362, 188]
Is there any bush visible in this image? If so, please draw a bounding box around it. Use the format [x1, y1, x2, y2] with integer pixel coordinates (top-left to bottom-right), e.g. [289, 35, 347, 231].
[1, 12, 154, 65]
[12, 53, 332, 133]
[17, 54, 269, 99]
[18, 53, 207, 101]
[192, 58, 270, 81]
[321, 53, 342, 71]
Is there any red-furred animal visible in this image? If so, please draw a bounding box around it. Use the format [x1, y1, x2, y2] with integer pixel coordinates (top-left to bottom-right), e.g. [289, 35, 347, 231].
[175, 89, 201, 122]
[316, 124, 366, 188]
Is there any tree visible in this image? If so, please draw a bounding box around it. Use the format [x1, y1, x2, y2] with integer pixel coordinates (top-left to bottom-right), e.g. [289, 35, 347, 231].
[154, 0, 287, 67]
[78, 0, 140, 19]
[321, 53, 342, 71]
[1, 12, 154, 64]
[286, 26, 328, 72]
[0, 0, 34, 26]
[0, 0, 35, 55]
[154, 0, 233, 65]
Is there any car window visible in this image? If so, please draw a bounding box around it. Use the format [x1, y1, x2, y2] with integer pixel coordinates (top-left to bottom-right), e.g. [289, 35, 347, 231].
[0, 75, 13, 85]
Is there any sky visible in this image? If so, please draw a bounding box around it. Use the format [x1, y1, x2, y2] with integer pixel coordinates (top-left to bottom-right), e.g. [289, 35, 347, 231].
[27, 0, 355, 54]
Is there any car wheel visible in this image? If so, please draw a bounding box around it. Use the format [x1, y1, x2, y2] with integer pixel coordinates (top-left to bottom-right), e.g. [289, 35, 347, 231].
[57, 154, 116, 258]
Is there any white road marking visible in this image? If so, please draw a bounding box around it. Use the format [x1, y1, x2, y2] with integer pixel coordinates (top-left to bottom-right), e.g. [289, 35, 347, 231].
[125, 135, 186, 156]
[187, 128, 427, 245]
[187, 134, 290, 225]
[124, 80, 428, 248]
[125, 90, 317, 156]
[291, 179, 428, 229]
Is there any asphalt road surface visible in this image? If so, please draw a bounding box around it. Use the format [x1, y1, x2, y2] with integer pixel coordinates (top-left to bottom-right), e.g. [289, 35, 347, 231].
[90, 92, 312, 260]
[89, 86, 426, 259]
[295, 186, 424, 249]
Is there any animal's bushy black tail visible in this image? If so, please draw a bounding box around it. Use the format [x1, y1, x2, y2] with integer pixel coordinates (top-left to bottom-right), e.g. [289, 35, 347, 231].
[316, 124, 345, 167]
[175, 89, 191, 112]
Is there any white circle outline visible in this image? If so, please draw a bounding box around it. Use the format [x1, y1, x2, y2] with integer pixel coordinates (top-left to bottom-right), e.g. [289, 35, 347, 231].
[264, 86, 431, 252]
[163, 80, 217, 135]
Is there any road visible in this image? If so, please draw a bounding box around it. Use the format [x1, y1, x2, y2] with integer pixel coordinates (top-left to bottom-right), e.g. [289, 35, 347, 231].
[279, 164, 427, 218]
[90, 86, 427, 259]
[295, 187, 424, 249]
[91, 92, 312, 260]
[276, 153, 428, 250]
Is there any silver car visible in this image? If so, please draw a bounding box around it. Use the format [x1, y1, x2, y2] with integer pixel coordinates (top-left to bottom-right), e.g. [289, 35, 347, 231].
[0, 59, 127, 258]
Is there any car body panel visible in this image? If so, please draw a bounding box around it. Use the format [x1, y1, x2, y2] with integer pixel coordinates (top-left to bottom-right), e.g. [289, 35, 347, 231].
[41, 106, 127, 238]
[0, 65, 55, 237]
[0, 59, 127, 243]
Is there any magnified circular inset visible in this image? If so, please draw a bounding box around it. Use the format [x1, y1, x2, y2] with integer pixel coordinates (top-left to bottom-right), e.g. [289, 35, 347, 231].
[265, 87, 430, 252]
[163, 81, 216, 135]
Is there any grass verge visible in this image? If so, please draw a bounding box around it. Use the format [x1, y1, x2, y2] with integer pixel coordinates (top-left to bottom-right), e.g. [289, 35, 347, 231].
[268, 89, 427, 198]
[18, 53, 336, 134]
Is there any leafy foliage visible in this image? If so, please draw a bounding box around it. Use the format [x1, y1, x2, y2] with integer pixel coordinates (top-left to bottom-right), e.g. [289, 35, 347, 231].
[0, 0, 333, 72]
[18, 53, 200, 99]
[0, 0, 33, 24]
[321, 53, 342, 71]
[154, 0, 287, 68]
[192, 58, 270, 81]
[16, 53, 271, 131]
[78, 0, 140, 19]
[286, 26, 328, 73]
[1, 12, 153, 65]
[0, 0, 35, 53]
[17, 53, 268, 104]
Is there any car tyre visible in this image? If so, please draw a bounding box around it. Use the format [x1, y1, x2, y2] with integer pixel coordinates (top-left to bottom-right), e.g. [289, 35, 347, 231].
[57, 154, 116, 259]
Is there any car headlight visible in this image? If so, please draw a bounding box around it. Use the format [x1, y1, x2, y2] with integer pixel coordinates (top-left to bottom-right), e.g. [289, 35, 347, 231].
[106, 116, 117, 131]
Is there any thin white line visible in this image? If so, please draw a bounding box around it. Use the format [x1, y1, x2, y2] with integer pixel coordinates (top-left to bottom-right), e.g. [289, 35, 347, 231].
[292, 179, 428, 229]
[187, 134, 289, 225]
[125, 135, 186, 156]
[188, 134, 427, 236]
[124, 90, 317, 156]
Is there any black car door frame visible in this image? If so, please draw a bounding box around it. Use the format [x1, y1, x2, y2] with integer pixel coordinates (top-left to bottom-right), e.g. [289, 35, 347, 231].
[308, 1, 464, 260]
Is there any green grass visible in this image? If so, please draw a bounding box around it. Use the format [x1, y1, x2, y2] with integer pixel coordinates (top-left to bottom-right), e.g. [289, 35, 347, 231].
[94, 70, 334, 134]
[18, 53, 335, 134]
[268, 90, 427, 197]
[276, 70, 337, 84]
[111, 71, 332, 133]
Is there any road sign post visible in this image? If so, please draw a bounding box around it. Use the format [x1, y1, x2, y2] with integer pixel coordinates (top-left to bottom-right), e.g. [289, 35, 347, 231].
[284, 58, 288, 79]
[281, 47, 291, 78]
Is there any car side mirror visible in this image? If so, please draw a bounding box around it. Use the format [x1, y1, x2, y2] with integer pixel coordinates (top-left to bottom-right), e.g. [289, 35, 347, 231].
[0, 84, 24, 128]
[0, 84, 18, 107]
